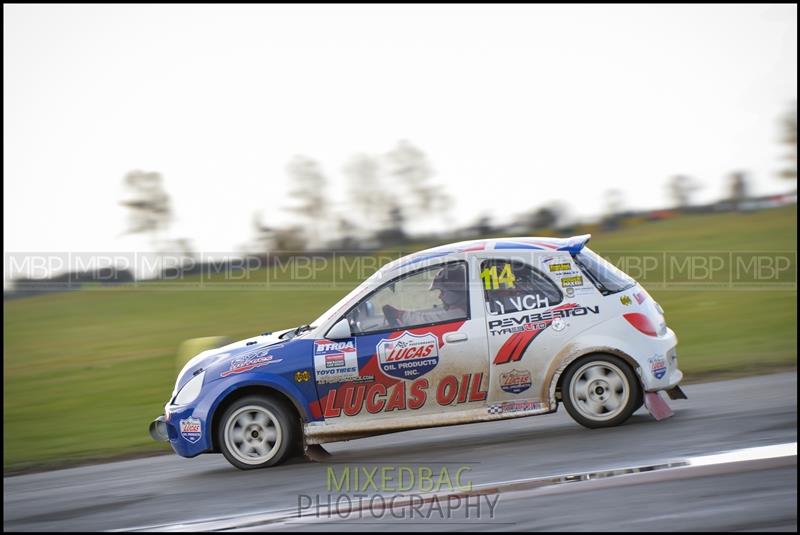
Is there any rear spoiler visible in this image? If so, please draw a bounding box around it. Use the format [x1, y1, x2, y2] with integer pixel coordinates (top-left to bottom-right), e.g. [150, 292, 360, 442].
[557, 234, 592, 254]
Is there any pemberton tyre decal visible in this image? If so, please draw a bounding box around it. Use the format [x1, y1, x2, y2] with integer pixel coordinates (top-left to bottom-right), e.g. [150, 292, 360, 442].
[493, 303, 578, 365]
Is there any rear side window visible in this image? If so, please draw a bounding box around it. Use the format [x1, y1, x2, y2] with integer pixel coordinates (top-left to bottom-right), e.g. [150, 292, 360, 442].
[573, 248, 636, 295]
[481, 259, 562, 316]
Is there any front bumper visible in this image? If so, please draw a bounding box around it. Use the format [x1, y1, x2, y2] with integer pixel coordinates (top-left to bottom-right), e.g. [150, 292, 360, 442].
[148, 404, 211, 458]
[149, 416, 169, 442]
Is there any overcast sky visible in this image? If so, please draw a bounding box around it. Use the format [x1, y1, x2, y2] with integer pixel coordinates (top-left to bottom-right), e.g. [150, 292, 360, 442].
[4, 4, 797, 260]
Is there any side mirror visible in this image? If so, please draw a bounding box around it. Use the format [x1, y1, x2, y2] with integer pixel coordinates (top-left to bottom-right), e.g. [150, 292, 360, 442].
[326, 318, 352, 340]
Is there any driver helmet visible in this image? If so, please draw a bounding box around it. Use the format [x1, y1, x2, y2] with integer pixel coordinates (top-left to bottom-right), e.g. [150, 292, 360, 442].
[429, 264, 467, 310]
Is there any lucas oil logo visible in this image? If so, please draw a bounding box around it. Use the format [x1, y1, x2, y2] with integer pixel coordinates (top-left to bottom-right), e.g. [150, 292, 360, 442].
[314, 338, 359, 384]
[500, 369, 532, 394]
[377, 331, 439, 380]
[180, 417, 202, 444]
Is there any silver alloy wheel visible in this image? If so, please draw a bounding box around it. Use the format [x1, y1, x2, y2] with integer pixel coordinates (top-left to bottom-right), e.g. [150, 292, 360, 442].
[223, 405, 282, 465]
[569, 361, 630, 422]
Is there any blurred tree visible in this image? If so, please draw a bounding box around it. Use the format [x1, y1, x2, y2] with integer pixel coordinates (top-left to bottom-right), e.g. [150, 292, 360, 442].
[343, 154, 391, 239]
[779, 103, 796, 181]
[667, 175, 701, 209]
[385, 140, 451, 232]
[527, 207, 559, 231]
[728, 171, 749, 211]
[375, 201, 407, 245]
[120, 170, 172, 247]
[285, 156, 328, 248]
[602, 189, 625, 230]
[272, 226, 308, 252]
[334, 215, 360, 250]
[470, 214, 493, 236]
[604, 189, 624, 218]
[251, 210, 276, 254]
[172, 238, 195, 258]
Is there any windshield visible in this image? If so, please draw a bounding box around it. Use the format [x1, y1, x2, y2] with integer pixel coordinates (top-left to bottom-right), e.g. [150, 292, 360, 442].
[573, 248, 636, 294]
[279, 324, 313, 340]
[310, 270, 387, 328]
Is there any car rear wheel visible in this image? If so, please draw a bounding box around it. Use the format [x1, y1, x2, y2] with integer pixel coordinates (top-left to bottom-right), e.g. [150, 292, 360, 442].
[561, 354, 642, 429]
[218, 395, 297, 470]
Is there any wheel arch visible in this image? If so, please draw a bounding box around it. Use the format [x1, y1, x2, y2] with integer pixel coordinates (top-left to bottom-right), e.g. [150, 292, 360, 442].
[549, 347, 642, 406]
[208, 384, 303, 453]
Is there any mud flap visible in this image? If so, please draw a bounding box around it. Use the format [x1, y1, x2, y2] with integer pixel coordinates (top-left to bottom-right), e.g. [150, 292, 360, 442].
[666, 385, 688, 400]
[644, 391, 674, 421]
[304, 444, 332, 462]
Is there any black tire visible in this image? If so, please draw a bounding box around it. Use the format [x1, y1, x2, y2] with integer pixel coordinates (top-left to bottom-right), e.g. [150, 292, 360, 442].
[561, 354, 642, 429]
[217, 395, 298, 470]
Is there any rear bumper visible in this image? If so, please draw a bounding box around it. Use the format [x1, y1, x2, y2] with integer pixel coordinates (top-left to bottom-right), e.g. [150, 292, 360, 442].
[639, 327, 683, 392]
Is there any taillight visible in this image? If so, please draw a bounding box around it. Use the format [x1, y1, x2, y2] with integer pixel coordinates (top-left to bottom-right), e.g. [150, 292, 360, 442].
[623, 313, 658, 337]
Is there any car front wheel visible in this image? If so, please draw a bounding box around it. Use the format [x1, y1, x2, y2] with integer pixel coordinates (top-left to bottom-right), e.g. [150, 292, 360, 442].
[218, 395, 297, 470]
[561, 354, 642, 428]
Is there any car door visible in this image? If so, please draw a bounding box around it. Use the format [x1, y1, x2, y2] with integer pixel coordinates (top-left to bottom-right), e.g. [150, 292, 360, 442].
[314, 260, 491, 422]
[476, 254, 568, 409]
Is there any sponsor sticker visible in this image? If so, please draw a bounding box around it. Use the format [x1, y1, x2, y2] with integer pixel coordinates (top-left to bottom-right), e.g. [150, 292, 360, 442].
[560, 275, 584, 288]
[488, 305, 600, 338]
[487, 400, 544, 415]
[649, 355, 668, 380]
[295, 370, 310, 383]
[620, 295, 632, 306]
[221, 350, 282, 377]
[634, 292, 647, 305]
[325, 353, 346, 368]
[500, 369, 532, 394]
[314, 338, 359, 384]
[548, 263, 572, 272]
[180, 417, 202, 444]
[377, 331, 440, 380]
[565, 287, 575, 298]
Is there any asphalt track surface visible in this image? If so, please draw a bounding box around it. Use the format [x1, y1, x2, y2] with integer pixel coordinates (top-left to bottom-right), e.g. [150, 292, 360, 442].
[4, 372, 797, 531]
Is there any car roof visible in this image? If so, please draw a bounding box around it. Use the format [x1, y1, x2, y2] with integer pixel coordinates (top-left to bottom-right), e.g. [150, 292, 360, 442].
[381, 234, 592, 273]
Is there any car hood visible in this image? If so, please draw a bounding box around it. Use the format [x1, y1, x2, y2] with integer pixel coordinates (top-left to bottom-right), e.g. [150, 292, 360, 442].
[171, 328, 293, 397]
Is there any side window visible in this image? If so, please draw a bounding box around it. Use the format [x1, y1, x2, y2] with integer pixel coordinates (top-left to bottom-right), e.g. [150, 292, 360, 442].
[345, 263, 469, 335]
[481, 259, 562, 316]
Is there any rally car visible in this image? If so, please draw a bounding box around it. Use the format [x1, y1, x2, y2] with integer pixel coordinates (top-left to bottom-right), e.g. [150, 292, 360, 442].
[150, 235, 686, 469]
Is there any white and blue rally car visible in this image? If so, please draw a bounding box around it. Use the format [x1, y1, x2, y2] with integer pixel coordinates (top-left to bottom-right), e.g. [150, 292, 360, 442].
[150, 235, 686, 470]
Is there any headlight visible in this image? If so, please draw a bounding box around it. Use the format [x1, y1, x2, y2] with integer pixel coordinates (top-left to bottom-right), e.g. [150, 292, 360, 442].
[173, 371, 205, 405]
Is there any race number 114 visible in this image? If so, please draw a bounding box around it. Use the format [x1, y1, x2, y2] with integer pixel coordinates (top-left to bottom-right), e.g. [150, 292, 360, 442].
[480, 264, 516, 290]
